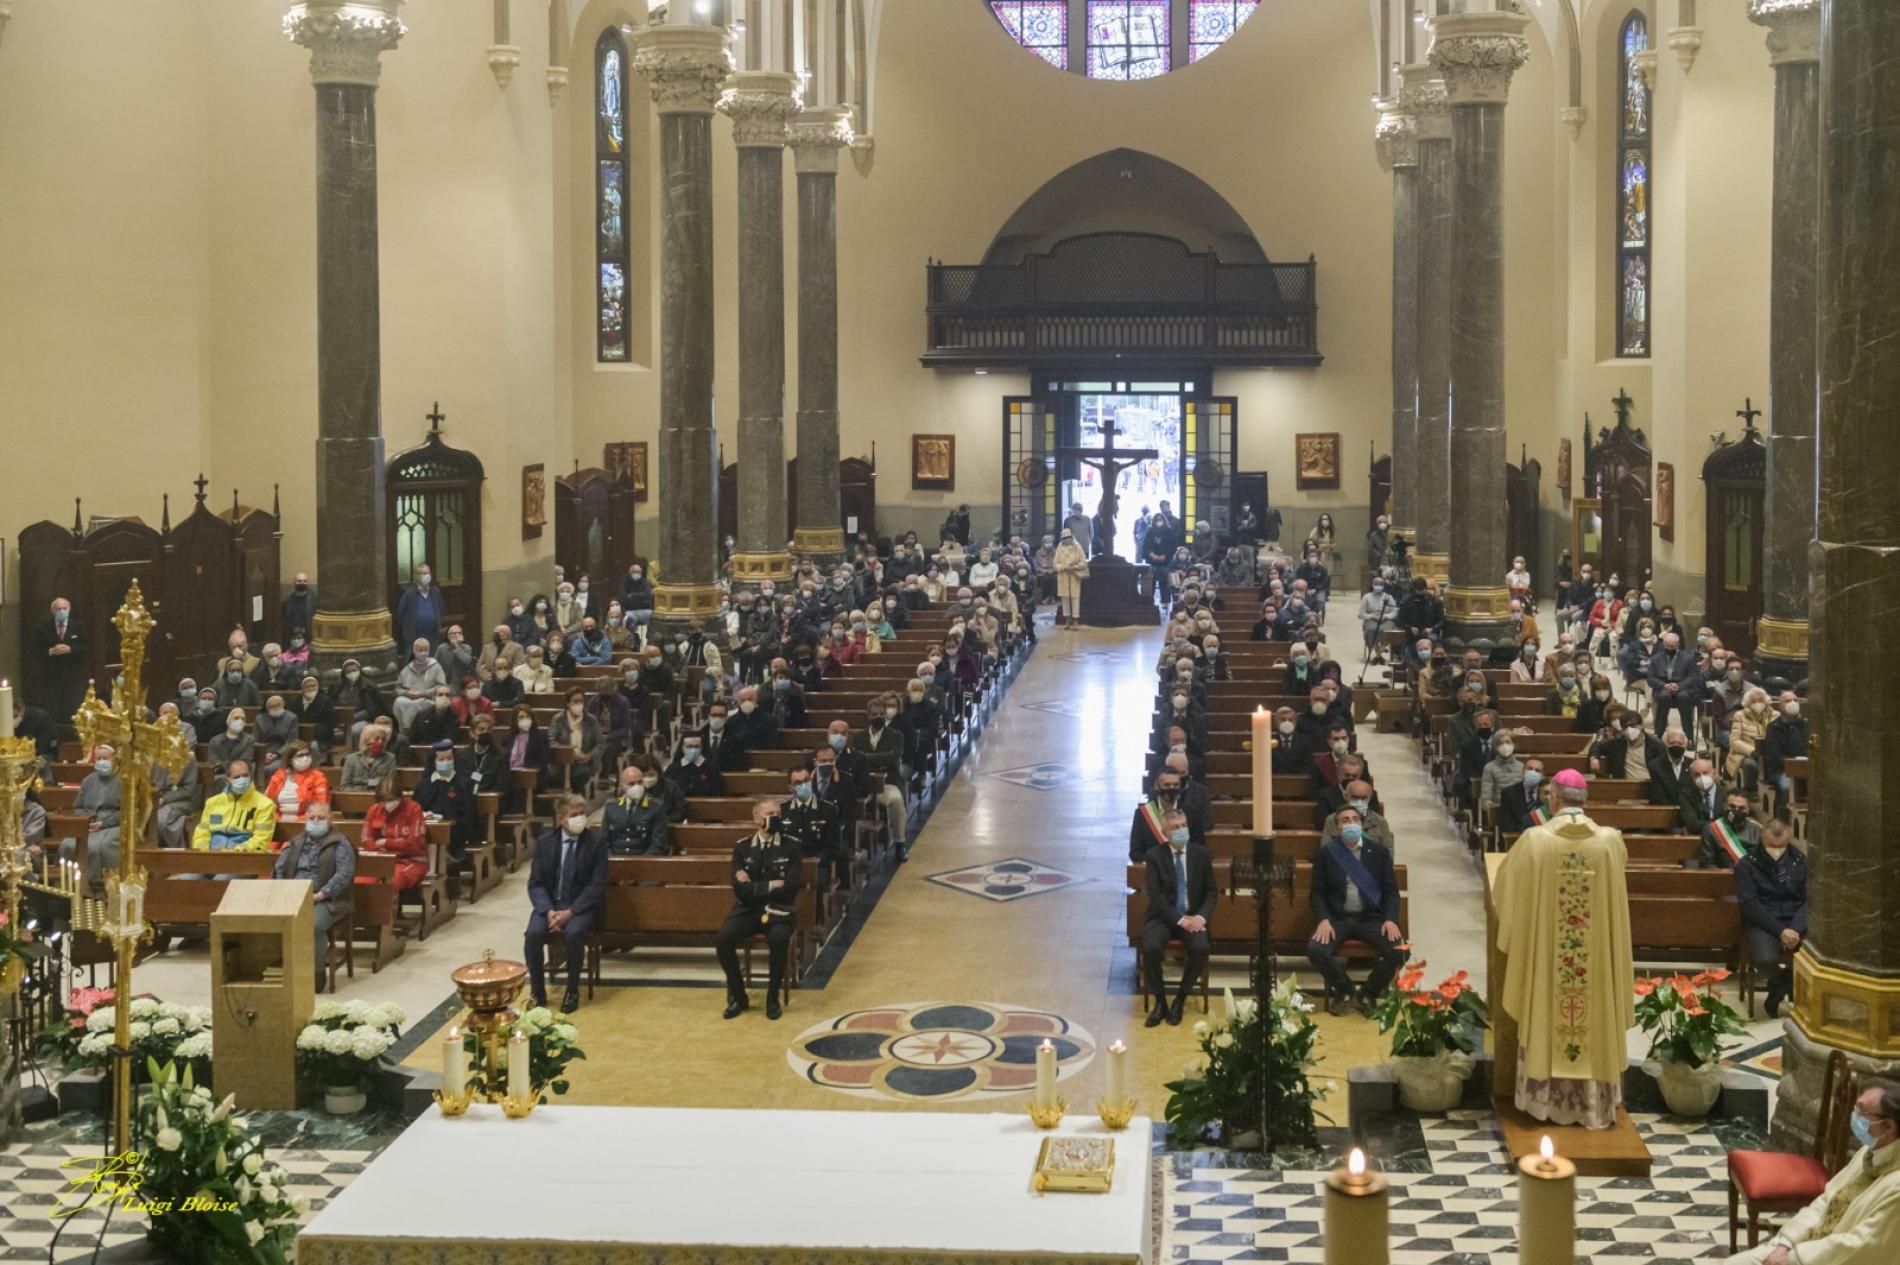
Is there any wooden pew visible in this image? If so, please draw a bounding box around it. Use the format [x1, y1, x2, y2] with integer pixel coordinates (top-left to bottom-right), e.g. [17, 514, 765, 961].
[1124, 859, 1411, 961]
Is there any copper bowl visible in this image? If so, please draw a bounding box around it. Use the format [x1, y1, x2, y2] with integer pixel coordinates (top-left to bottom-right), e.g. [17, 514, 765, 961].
[451, 949, 528, 1014]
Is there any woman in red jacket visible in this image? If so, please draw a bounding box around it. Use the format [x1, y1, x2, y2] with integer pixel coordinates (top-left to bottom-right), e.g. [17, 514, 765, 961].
[451, 674, 494, 727]
[263, 740, 331, 823]
[359, 772, 429, 890]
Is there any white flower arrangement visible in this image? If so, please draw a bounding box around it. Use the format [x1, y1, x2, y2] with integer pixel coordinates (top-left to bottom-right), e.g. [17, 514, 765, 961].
[296, 998, 406, 1095]
[137, 1059, 300, 1264]
[70, 997, 213, 1072]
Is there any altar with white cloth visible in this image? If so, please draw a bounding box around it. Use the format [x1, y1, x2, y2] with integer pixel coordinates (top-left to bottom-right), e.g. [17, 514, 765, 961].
[297, 1106, 1154, 1265]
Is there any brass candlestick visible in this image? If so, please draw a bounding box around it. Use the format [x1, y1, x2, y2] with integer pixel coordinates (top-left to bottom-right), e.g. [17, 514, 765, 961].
[0, 731, 40, 993]
[1095, 1098, 1137, 1130]
[68, 582, 196, 1156]
[443, 950, 536, 1115]
[1027, 1098, 1067, 1129]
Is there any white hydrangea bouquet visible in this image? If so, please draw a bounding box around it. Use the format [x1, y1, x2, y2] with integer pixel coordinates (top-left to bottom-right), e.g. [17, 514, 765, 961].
[464, 1005, 586, 1102]
[137, 1058, 303, 1265]
[75, 997, 213, 1073]
[294, 999, 405, 1095]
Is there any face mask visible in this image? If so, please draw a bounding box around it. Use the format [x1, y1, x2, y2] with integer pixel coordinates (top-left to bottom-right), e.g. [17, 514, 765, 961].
[775, 677, 791, 691]
[828, 734, 847, 751]
[1560, 675, 1577, 687]
[535, 602, 548, 613]
[1293, 655, 1309, 668]
[1641, 600, 1653, 611]
[739, 700, 757, 715]
[228, 776, 251, 794]
[434, 697, 451, 711]
[1626, 726, 1645, 743]
[1340, 824, 1364, 844]
[562, 813, 588, 835]
[884, 706, 899, 720]
[1349, 798, 1369, 815]
[1496, 743, 1515, 758]
[227, 670, 244, 683]
[436, 759, 454, 775]
[1310, 702, 1327, 716]
[1727, 808, 1748, 825]
[1695, 774, 1714, 790]
[1172, 695, 1189, 710]
[907, 690, 925, 702]
[1595, 690, 1612, 702]
[682, 747, 703, 764]
[305, 819, 330, 838]
[197, 700, 214, 713]
[1278, 720, 1295, 736]
[93, 759, 113, 776]
[1784, 702, 1801, 718]
[1169, 827, 1190, 845]
[345, 669, 360, 681]
[293, 755, 312, 771]
[1157, 787, 1179, 803]
[1522, 769, 1542, 792]
[793, 782, 813, 801]
[367, 739, 385, 755]
[625, 779, 645, 798]
[518, 718, 533, 732]
[228, 719, 246, 735]
[1330, 738, 1349, 754]
[1851, 1113, 1878, 1150]
[709, 716, 726, 732]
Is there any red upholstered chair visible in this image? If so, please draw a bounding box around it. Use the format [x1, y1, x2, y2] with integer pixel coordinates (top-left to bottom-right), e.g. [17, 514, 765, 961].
[1727, 1049, 1856, 1252]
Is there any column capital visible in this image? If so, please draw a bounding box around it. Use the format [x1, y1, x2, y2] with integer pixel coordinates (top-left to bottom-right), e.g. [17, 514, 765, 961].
[1398, 64, 1450, 142]
[1375, 99, 1418, 171]
[283, 1, 406, 87]
[630, 22, 734, 115]
[1426, 10, 1531, 106]
[719, 69, 803, 148]
[1749, 0, 1820, 66]
[788, 105, 854, 175]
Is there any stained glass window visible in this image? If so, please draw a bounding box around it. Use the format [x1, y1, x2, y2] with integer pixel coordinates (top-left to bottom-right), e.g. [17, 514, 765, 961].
[1086, 1, 1170, 79]
[596, 30, 630, 363]
[1616, 12, 1650, 357]
[1189, 0, 1257, 62]
[991, 1, 1068, 68]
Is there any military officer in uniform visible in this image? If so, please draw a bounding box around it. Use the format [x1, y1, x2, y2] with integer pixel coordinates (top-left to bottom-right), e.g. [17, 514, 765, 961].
[778, 766, 842, 893]
[715, 798, 802, 1020]
[601, 764, 671, 855]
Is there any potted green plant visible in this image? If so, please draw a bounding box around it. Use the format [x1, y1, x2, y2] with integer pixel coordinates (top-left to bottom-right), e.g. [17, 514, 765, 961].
[1370, 962, 1489, 1112]
[464, 1005, 587, 1102]
[294, 999, 404, 1113]
[1633, 971, 1747, 1116]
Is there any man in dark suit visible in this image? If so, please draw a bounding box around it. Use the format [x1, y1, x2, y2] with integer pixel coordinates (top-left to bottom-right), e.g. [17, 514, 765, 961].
[1141, 810, 1216, 1028]
[1306, 807, 1407, 1017]
[1646, 630, 1702, 736]
[1697, 788, 1760, 868]
[698, 699, 750, 773]
[1497, 759, 1546, 834]
[1677, 756, 1726, 835]
[1645, 727, 1694, 808]
[32, 597, 85, 731]
[715, 798, 803, 1020]
[1129, 769, 1198, 858]
[523, 795, 609, 1013]
[728, 684, 781, 753]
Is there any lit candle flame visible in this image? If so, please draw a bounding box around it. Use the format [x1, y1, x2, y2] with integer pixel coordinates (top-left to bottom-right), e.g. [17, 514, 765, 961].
[1108, 1039, 1126, 1054]
[1347, 1148, 1366, 1177]
[1038, 1038, 1054, 1051]
[448, 1025, 460, 1040]
[1540, 1135, 1555, 1162]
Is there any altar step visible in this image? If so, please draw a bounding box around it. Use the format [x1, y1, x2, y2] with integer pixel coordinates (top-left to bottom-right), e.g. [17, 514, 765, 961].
[1496, 1096, 1653, 1178]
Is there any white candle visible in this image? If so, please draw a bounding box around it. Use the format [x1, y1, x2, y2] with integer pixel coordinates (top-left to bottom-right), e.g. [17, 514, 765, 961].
[508, 1028, 530, 1101]
[444, 1026, 466, 1098]
[1250, 707, 1274, 837]
[1323, 1149, 1390, 1265]
[1033, 1038, 1056, 1110]
[1106, 1039, 1127, 1104]
[1518, 1136, 1576, 1265]
[1, 680, 15, 738]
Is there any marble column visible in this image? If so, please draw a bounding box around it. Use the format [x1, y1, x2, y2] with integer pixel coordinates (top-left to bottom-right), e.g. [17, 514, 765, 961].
[1378, 99, 1420, 557]
[788, 105, 853, 569]
[285, 1, 405, 676]
[632, 24, 734, 643]
[1402, 65, 1451, 587]
[720, 71, 801, 589]
[1772, 0, 1900, 1149]
[1749, 0, 1820, 689]
[1430, 11, 1529, 655]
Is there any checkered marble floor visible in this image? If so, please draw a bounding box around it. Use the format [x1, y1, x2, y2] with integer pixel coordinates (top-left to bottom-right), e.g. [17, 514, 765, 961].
[0, 1132, 372, 1261]
[1163, 1110, 1740, 1264]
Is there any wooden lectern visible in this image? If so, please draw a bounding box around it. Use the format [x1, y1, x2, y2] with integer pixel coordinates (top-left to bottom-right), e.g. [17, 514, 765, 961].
[1484, 853, 1650, 1177]
[210, 879, 314, 1109]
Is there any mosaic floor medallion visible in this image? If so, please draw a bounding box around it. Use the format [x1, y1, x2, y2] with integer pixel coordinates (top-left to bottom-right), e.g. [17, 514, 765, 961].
[786, 1002, 1095, 1101]
[982, 761, 1079, 791]
[926, 858, 1085, 902]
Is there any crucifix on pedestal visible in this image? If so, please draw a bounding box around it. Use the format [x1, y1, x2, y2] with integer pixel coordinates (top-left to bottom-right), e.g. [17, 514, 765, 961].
[1053, 416, 1158, 561]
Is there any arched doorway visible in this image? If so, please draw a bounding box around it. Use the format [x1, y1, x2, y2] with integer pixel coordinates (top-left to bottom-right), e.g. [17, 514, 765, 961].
[1584, 393, 1652, 588]
[1702, 422, 1766, 656]
[386, 423, 486, 635]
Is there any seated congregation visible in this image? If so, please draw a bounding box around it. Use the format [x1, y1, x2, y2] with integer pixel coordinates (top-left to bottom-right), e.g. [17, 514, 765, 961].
[18, 524, 1050, 1019]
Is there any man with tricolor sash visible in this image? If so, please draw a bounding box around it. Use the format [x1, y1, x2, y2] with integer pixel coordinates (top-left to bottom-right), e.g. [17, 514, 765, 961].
[1697, 790, 1761, 869]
